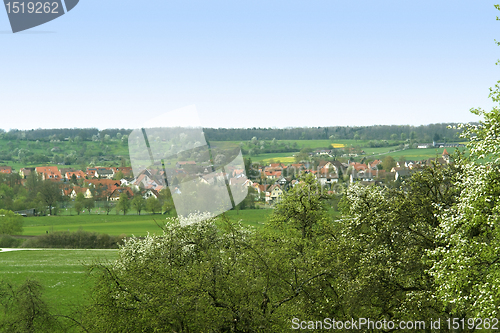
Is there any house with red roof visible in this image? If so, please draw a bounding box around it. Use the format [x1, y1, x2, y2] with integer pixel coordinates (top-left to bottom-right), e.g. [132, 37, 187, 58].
[368, 159, 382, 170]
[0, 166, 12, 174]
[264, 170, 282, 180]
[109, 187, 134, 201]
[65, 170, 86, 180]
[36, 166, 62, 181]
[442, 149, 450, 163]
[350, 162, 368, 172]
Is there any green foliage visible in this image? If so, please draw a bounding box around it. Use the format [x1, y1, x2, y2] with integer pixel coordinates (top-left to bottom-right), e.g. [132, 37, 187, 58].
[429, 82, 500, 317]
[382, 155, 396, 170]
[145, 197, 161, 214]
[0, 210, 23, 235]
[339, 164, 459, 323]
[0, 279, 62, 332]
[0, 235, 22, 248]
[131, 196, 145, 215]
[102, 200, 113, 215]
[269, 173, 330, 239]
[38, 181, 61, 215]
[21, 230, 124, 249]
[73, 201, 83, 215]
[234, 187, 257, 210]
[84, 200, 339, 331]
[84, 198, 95, 214]
[116, 193, 130, 215]
[294, 147, 312, 163]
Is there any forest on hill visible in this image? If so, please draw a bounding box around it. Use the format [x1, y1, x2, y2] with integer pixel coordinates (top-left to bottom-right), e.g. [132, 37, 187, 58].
[0, 122, 464, 143]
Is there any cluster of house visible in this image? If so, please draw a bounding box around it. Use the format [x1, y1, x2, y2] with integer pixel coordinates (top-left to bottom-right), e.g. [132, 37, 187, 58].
[244, 160, 342, 204]
[0, 149, 452, 206]
[11, 162, 248, 203]
[243, 149, 452, 204]
[417, 141, 465, 149]
[0, 166, 147, 201]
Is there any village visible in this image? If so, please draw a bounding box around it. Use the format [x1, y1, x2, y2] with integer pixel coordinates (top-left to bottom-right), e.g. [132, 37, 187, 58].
[0, 147, 452, 215]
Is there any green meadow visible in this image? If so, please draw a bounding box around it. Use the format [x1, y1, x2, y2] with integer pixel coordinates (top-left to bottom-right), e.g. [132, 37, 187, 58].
[0, 249, 118, 316]
[373, 147, 465, 160]
[21, 209, 274, 236]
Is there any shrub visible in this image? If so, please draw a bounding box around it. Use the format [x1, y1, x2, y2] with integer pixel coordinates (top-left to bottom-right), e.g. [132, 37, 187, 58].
[21, 230, 125, 249]
[0, 235, 22, 248]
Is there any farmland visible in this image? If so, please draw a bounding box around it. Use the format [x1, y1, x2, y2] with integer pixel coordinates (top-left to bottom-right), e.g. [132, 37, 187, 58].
[20, 209, 275, 236]
[0, 249, 118, 316]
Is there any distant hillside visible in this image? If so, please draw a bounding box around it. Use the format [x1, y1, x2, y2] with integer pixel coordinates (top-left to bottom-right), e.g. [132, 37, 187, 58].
[1, 123, 466, 143]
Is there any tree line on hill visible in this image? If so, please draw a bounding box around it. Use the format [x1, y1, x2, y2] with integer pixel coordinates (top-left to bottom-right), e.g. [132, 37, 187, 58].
[0, 123, 464, 143]
[203, 123, 464, 142]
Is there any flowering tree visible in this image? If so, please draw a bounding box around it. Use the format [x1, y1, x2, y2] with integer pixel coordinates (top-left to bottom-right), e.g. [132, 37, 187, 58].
[429, 83, 500, 317]
[338, 163, 458, 323]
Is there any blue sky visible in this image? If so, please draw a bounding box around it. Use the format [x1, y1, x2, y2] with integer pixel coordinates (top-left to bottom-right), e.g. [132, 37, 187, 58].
[0, 0, 498, 130]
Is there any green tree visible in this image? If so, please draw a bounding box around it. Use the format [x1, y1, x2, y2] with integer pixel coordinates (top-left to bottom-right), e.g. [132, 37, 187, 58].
[428, 82, 500, 317]
[131, 195, 145, 215]
[233, 187, 256, 211]
[116, 193, 130, 215]
[339, 163, 458, 324]
[398, 155, 406, 168]
[382, 155, 396, 170]
[0, 279, 61, 332]
[84, 212, 338, 332]
[84, 198, 95, 214]
[38, 181, 61, 216]
[160, 188, 175, 215]
[269, 173, 329, 239]
[113, 171, 124, 180]
[0, 209, 23, 235]
[103, 200, 113, 215]
[74, 201, 84, 215]
[25, 172, 42, 197]
[294, 147, 312, 164]
[146, 197, 161, 215]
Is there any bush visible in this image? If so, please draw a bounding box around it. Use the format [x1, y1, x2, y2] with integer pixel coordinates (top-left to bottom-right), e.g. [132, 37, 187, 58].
[21, 230, 125, 249]
[0, 235, 22, 248]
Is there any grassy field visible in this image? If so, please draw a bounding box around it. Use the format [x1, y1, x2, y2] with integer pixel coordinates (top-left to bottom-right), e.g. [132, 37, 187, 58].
[0, 249, 118, 316]
[249, 144, 465, 164]
[20, 208, 341, 237]
[22, 209, 275, 236]
[212, 139, 399, 151]
[249, 153, 298, 163]
[374, 147, 465, 160]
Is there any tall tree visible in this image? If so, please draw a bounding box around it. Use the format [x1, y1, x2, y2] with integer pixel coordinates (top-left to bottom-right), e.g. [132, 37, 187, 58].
[116, 192, 130, 215]
[0, 209, 23, 234]
[84, 198, 95, 214]
[146, 197, 161, 215]
[429, 81, 500, 317]
[38, 181, 61, 215]
[382, 155, 396, 171]
[131, 195, 145, 215]
[339, 163, 459, 324]
[269, 173, 330, 239]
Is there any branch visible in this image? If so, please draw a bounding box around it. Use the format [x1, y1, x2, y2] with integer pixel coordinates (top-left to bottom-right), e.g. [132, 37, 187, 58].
[271, 272, 330, 314]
